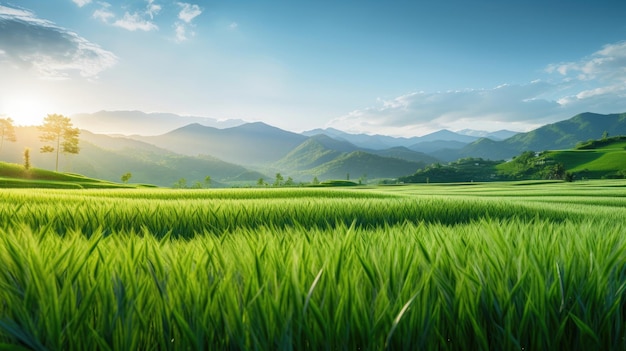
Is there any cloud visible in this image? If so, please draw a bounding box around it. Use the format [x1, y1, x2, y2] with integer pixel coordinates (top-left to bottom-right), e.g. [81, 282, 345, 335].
[546, 41, 626, 109]
[174, 23, 188, 42]
[113, 12, 158, 31]
[329, 40, 626, 136]
[146, 0, 161, 19]
[72, 0, 92, 7]
[328, 82, 565, 135]
[0, 5, 117, 78]
[93, 6, 114, 23]
[173, 2, 202, 42]
[229, 22, 238, 30]
[547, 41, 626, 82]
[177, 3, 202, 23]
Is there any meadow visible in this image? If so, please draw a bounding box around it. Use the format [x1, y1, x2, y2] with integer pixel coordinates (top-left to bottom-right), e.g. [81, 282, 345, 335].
[1, 181, 625, 350]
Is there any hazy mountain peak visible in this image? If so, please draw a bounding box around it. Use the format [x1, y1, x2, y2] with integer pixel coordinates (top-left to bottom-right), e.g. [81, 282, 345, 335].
[71, 110, 245, 136]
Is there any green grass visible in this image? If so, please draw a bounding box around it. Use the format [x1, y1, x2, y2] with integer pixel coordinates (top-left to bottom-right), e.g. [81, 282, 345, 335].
[1, 182, 625, 350]
[0, 161, 153, 189]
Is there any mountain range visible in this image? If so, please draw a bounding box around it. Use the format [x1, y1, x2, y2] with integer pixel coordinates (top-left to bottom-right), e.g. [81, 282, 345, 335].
[3, 111, 625, 186]
[71, 110, 246, 135]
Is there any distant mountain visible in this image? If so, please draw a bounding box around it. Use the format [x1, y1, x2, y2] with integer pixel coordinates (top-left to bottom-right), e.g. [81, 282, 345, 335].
[306, 151, 424, 181]
[0, 127, 260, 187]
[456, 129, 519, 140]
[133, 122, 308, 167]
[368, 146, 439, 164]
[454, 112, 626, 160]
[302, 128, 417, 149]
[408, 140, 468, 154]
[302, 128, 479, 151]
[71, 110, 246, 135]
[273, 134, 432, 181]
[273, 135, 358, 171]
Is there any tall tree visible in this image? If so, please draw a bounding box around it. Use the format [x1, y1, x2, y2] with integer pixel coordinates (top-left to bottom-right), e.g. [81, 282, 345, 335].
[0, 117, 17, 154]
[38, 114, 80, 172]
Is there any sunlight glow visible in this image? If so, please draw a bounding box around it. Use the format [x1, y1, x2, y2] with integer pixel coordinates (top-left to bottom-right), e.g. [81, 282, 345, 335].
[1, 94, 52, 126]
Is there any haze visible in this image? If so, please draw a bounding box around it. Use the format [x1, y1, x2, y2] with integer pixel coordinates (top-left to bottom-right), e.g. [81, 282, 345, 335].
[1, 0, 626, 137]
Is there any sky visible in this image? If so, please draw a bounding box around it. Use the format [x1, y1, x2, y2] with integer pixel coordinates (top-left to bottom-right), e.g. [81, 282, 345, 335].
[1, 0, 626, 137]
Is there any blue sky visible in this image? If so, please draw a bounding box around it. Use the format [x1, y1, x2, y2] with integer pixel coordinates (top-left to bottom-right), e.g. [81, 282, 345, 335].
[1, 0, 626, 136]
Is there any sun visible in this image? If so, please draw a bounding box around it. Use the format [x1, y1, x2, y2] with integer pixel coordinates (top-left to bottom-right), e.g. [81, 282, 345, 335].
[1, 94, 52, 126]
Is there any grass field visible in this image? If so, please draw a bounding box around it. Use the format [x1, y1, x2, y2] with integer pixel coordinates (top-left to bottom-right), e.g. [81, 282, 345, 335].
[0, 162, 153, 189]
[1, 181, 625, 350]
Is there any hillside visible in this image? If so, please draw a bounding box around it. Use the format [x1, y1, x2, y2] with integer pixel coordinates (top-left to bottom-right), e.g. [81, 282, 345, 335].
[303, 127, 483, 151]
[0, 162, 143, 188]
[71, 110, 245, 135]
[450, 112, 626, 160]
[305, 151, 424, 181]
[272, 135, 433, 181]
[133, 122, 308, 166]
[540, 137, 626, 179]
[495, 137, 626, 180]
[0, 127, 262, 187]
[399, 158, 502, 183]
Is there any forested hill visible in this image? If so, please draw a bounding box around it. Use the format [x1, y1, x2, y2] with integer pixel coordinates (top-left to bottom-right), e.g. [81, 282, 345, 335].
[438, 112, 626, 161]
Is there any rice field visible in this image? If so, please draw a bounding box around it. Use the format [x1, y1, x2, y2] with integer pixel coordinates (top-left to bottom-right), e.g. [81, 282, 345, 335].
[1, 181, 625, 350]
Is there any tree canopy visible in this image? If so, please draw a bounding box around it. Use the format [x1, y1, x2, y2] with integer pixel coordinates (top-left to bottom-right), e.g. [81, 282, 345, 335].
[39, 114, 80, 172]
[0, 117, 17, 155]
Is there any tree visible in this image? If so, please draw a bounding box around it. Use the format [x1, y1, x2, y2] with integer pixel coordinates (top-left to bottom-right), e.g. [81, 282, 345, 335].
[257, 177, 265, 187]
[23, 148, 31, 170]
[274, 173, 283, 187]
[0, 117, 17, 154]
[285, 176, 294, 186]
[204, 176, 212, 188]
[551, 163, 566, 180]
[312, 176, 320, 185]
[121, 172, 132, 184]
[174, 178, 188, 188]
[39, 114, 80, 172]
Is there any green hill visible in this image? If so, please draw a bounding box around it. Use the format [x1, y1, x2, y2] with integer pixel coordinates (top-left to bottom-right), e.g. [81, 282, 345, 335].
[272, 135, 433, 181]
[496, 136, 626, 180]
[272, 135, 353, 171]
[542, 137, 626, 179]
[306, 151, 423, 181]
[0, 127, 259, 187]
[450, 112, 626, 160]
[399, 158, 502, 183]
[0, 162, 145, 188]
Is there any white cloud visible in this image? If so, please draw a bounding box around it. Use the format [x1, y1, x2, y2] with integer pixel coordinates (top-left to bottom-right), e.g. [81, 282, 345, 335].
[545, 41, 626, 110]
[172, 3, 201, 43]
[328, 82, 564, 135]
[0, 4, 117, 78]
[146, 0, 161, 19]
[93, 8, 114, 23]
[229, 22, 238, 30]
[174, 23, 187, 42]
[177, 2, 202, 23]
[72, 0, 92, 7]
[114, 12, 158, 31]
[328, 40, 626, 136]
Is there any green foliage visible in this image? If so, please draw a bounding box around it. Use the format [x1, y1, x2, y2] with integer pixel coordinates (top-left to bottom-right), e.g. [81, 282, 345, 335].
[120, 172, 132, 183]
[400, 158, 501, 183]
[0, 161, 141, 188]
[274, 173, 284, 187]
[38, 114, 80, 172]
[173, 178, 187, 189]
[0, 184, 625, 349]
[575, 135, 626, 150]
[23, 148, 30, 170]
[0, 117, 17, 154]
